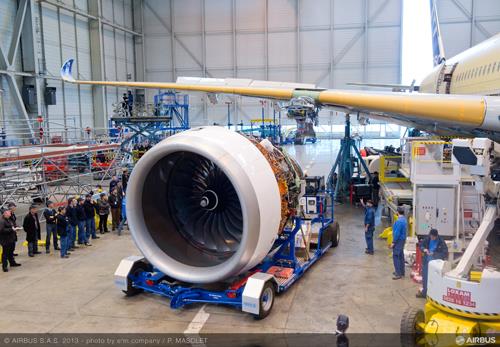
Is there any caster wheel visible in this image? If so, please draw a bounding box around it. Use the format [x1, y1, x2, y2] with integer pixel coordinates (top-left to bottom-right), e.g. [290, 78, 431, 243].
[253, 281, 276, 320]
[122, 260, 152, 297]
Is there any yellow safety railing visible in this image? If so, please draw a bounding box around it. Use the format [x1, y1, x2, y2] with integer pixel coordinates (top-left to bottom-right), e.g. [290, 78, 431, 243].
[411, 140, 451, 159]
[379, 155, 409, 183]
[250, 118, 275, 124]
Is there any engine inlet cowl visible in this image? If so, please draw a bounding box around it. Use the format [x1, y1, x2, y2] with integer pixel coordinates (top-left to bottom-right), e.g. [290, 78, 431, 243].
[126, 126, 300, 283]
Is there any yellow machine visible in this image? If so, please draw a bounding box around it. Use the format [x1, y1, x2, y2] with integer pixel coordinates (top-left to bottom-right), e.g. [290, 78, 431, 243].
[400, 138, 500, 345]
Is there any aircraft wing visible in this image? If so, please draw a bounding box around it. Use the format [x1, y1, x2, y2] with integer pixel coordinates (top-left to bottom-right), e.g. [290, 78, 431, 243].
[61, 59, 500, 139]
[346, 81, 418, 92]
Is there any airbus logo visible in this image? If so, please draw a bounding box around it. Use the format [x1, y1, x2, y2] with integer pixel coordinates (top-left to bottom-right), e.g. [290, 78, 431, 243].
[455, 336, 496, 346]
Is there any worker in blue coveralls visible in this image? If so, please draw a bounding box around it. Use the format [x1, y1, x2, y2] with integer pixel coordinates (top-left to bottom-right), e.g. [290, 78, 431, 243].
[416, 228, 448, 298]
[390, 207, 407, 280]
[360, 198, 375, 254]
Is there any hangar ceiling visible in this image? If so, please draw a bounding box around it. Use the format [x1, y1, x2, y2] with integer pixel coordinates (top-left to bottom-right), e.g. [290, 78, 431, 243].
[1, 0, 500, 141]
[143, 0, 403, 127]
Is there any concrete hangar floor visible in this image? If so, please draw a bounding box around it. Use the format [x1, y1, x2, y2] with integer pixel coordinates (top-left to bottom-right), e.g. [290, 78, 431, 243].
[1, 138, 488, 334]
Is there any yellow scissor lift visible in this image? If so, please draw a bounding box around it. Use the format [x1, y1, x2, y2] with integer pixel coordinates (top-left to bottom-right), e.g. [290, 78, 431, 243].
[399, 138, 500, 346]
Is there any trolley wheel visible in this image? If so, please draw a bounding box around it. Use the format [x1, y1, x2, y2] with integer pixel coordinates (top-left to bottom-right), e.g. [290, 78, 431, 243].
[254, 281, 276, 320]
[294, 137, 305, 145]
[122, 260, 152, 297]
[320, 226, 332, 250]
[400, 307, 424, 346]
[330, 221, 340, 247]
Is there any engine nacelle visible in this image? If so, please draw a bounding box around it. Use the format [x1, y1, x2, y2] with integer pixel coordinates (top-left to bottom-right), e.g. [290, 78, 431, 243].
[126, 126, 301, 283]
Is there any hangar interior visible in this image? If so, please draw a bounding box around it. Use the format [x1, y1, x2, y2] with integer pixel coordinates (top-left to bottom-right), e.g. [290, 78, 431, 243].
[0, 0, 499, 341]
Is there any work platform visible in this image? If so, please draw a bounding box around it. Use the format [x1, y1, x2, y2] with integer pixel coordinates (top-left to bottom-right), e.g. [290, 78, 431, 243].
[0, 142, 122, 207]
[0, 143, 119, 164]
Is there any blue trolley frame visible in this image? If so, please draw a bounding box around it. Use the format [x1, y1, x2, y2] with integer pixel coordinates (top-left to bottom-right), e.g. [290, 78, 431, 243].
[125, 191, 336, 313]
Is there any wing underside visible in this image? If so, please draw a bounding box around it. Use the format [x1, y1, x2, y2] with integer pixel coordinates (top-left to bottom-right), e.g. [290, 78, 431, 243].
[61, 59, 497, 138]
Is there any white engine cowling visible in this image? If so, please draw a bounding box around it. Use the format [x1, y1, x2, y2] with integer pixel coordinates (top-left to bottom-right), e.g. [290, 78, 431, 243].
[126, 127, 283, 283]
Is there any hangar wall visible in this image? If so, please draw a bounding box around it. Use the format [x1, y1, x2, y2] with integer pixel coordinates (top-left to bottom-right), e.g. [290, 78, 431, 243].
[2, 1, 500, 143]
[0, 0, 25, 140]
[437, 0, 500, 57]
[0, 0, 140, 144]
[142, 0, 403, 128]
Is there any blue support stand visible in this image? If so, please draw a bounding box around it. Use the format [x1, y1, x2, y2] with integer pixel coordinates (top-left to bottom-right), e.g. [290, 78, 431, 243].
[327, 114, 372, 202]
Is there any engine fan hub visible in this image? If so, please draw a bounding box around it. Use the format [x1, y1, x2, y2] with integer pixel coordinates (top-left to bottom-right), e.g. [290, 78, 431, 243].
[200, 190, 218, 210]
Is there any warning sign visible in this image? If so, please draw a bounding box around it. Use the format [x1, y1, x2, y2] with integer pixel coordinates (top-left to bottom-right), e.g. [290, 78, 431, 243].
[443, 287, 476, 308]
[415, 146, 426, 156]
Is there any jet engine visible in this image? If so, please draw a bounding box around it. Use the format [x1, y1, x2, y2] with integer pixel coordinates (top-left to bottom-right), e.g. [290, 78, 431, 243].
[126, 126, 303, 283]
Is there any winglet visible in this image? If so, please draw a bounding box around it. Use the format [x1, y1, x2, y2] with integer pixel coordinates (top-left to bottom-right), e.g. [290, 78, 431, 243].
[60, 58, 76, 82]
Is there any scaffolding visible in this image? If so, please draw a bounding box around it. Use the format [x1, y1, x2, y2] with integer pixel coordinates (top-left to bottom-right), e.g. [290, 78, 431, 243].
[0, 142, 122, 208]
[109, 91, 190, 164]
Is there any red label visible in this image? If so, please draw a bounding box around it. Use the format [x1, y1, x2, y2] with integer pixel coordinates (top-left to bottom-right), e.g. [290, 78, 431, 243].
[443, 287, 476, 308]
[463, 209, 473, 219]
[415, 147, 426, 156]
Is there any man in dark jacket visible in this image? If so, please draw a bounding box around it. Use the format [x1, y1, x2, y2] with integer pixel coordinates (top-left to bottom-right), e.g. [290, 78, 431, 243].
[127, 90, 134, 116]
[76, 198, 90, 246]
[43, 201, 59, 253]
[116, 181, 124, 198]
[7, 202, 19, 257]
[83, 194, 99, 240]
[371, 171, 380, 207]
[121, 168, 129, 193]
[361, 199, 375, 255]
[109, 188, 122, 231]
[23, 205, 42, 257]
[97, 193, 110, 234]
[0, 209, 21, 272]
[56, 207, 70, 258]
[66, 198, 79, 250]
[109, 175, 119, 193]
[416, 228, 448, 298]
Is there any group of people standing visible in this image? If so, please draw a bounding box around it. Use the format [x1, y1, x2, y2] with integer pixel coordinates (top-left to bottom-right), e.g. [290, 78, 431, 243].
[0, 169, 130, 272]
[361, 197, 448, 298]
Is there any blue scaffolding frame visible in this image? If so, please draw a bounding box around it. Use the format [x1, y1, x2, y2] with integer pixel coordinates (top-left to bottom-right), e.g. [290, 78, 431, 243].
[110, 91, 190, 156]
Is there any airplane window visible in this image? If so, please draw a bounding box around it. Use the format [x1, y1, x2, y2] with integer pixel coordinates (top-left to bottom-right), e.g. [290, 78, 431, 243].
[498, 62, 500, 72]
[488, 63, 492, 74]
[493, 62, 496, 72]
